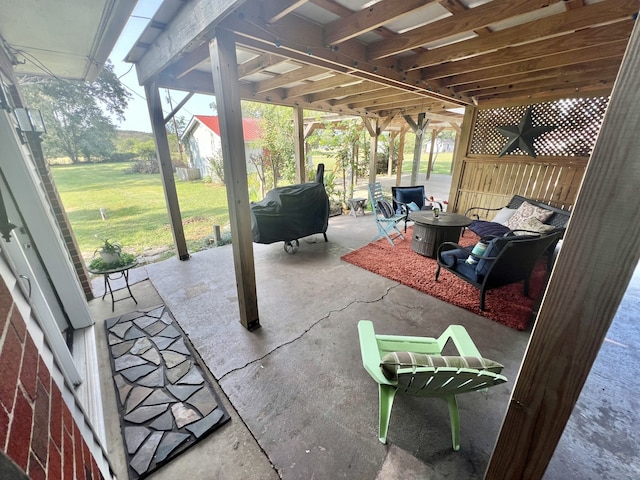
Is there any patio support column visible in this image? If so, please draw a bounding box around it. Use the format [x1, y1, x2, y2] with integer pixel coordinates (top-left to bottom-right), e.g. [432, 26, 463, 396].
[449, 123, 461, 175]
[144, 82, 189, 261]
[448, 106, 476, 212]
[293, 106, 305, 183]
[387, 131, 397, 177]
[362, 117, 379, 184]
[485, 19, 640, 479]
[209, 31, 260, 331]
[425, 127, 442, 181]
[395, 126, 408, 186]
[404, 113, 429, 185]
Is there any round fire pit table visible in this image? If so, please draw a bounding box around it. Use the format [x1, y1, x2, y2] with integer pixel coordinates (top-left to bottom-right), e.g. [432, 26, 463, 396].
[409, 211, 472, 258]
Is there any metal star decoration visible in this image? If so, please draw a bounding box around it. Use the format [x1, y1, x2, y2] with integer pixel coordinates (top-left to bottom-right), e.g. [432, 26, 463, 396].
[496, 107, 556, 157]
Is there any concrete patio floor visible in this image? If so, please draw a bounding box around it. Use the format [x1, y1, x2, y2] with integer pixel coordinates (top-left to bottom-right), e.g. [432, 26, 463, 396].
[87, 174, 639, 480]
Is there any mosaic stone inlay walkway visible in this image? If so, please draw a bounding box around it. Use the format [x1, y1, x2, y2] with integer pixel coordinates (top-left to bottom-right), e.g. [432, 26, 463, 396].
[105, 305, 229, 479]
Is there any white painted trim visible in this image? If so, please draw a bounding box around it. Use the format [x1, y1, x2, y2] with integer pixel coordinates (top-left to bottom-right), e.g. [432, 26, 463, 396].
[0, 110, 93, 329]
[0, 256, 115, 479]
[73, 326, 107, 445]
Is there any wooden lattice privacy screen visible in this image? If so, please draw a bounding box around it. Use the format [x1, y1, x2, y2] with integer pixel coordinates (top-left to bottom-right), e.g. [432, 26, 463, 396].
[452, 97, 609, 216]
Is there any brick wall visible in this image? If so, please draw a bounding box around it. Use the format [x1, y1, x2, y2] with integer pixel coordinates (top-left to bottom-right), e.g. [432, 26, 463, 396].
[26, 131, 94, 301]
[0, 278, 103, 479]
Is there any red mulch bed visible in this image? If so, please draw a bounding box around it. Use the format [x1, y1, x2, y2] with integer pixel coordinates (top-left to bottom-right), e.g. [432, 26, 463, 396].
[341, 228, 547, 330]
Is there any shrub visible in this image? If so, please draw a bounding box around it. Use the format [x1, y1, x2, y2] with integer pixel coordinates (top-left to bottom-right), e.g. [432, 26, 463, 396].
[125, 160, 160, 174]
[109, 152, 137, 163]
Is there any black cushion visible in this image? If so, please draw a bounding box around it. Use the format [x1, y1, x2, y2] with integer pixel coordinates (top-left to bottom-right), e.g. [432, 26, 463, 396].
[394, 187, 425, 209]
[440, 248, 479, 281]
[468, 220, 511, 238]
[475, 236, 512, 279]
[377, 199, 395, 218]
[440, 248, 469, 267]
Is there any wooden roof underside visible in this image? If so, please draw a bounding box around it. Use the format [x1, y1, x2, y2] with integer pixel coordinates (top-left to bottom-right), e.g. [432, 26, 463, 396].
[126, 0, 637, 125]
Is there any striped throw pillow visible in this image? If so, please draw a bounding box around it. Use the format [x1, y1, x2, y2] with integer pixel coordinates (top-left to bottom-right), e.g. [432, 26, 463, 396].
[380, 352, 503, 381]
[376, 199, 395, 218]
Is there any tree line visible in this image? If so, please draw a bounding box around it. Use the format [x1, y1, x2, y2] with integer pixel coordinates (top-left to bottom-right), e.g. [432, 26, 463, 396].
[19, 61, 452, 208]
[20, 62, 183, 165]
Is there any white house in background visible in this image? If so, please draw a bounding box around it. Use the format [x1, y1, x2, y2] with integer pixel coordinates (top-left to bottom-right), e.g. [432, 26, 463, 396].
[181, 115, 263, 181]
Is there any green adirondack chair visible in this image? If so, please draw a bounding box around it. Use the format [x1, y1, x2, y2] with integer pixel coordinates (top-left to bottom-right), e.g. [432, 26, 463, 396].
[357, 320, 507, 450]
[368, 182, 405, 245]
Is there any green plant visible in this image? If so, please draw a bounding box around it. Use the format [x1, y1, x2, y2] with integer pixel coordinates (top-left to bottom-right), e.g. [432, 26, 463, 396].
[95, 237, 122, 255]
[50, 162, 231, 264]
[88, 252, 136, 271]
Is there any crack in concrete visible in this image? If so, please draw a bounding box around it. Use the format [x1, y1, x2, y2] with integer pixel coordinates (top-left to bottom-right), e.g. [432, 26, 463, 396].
[214, 283, 400, 478]
[218, 283, 400, 382]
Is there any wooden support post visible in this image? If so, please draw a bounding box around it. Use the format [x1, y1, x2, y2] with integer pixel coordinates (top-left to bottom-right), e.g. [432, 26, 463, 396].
[426, 127, 442, 180]
[404, 113, 429, 185]
[293, 106, 305, 183]
[144, 82, 189, 261]
[447, 106, 476, 213]
[362, 117, 380, 184]
[387, 132, 397, 177]
[449, 123, 461, 175]
[209, 31, 260, 331]
[369, 133, 378, 184]
[486, 20, 640, 479]
[395, 127, 408, 186]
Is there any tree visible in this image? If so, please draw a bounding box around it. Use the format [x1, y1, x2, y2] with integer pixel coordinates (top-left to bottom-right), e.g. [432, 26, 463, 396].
[21, 61, 130, 163]
[242, 102, 296, 197]
[310, 119, 364, 206]
[133, 139, 157, 161]
[165, 113, 187, 166]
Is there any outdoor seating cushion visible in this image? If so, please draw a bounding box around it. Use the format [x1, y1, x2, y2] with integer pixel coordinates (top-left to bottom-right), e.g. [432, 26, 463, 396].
[439, 247, 480, 281]
[380, 352, 504, 381]
[442, 235, 540, 282]
[377, 199, 395, 218]
[468, 219, 511, 237]
[505, 201, 553, 230]
[475, 234, 538, 279]
[512, 217, 557, 235]
[394, 186, 426, 209]
[492, 207, 517, 225]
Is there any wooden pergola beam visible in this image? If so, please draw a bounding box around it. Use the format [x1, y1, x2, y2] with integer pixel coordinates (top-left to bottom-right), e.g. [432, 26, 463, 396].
[368, 0, 554, 60]
[400, 0, 636, 71]
[325, 0, 430, 45]
[428, 40, 628, 85]
[285, 74, 358, 99]
[444, 41, 628, 90]
[262, 0, 308, 25]
[485, 18, 640, 478]
[227, 10, 470, 105]
[254, 65, 327, 94]
[309, 81, 384, 103]
[455, 57, 622, 94]
[238, 53, 287, 78]
[134, 0, 242, 85]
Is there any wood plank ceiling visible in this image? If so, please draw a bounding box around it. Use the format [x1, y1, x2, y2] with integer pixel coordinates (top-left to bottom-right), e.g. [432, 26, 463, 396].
[126, 0, 637, 124]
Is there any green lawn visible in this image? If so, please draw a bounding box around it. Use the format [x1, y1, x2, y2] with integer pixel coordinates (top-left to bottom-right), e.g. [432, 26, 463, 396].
[310, 151, 453, 176]
[51, 163, 230, 263]
[52, 154, 452, 264]
[401, 152, 453, 175]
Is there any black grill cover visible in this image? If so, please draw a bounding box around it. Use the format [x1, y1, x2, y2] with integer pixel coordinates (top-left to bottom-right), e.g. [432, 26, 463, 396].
[250, 182, 329, 244]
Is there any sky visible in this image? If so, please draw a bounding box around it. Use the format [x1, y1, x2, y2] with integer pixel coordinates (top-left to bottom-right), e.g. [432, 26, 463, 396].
[107, 0, 213, 133]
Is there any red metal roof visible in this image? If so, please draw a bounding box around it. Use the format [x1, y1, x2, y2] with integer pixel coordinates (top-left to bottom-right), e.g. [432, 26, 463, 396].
[194, 115, 262, 141]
